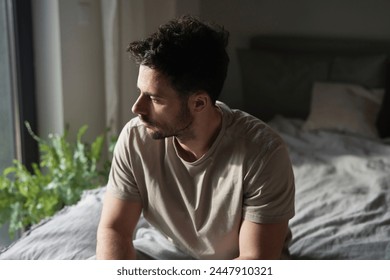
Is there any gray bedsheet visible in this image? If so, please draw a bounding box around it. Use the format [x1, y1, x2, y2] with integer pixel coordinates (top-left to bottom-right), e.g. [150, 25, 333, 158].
[0, 188, 104, 260]
[0, 188, 190, 260]
[270, 116, 390, 259]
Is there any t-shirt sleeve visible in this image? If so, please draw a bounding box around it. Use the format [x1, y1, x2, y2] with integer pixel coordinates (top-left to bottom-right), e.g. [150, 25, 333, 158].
[106, 123, 141, 201]
[242, 142, 295, 224]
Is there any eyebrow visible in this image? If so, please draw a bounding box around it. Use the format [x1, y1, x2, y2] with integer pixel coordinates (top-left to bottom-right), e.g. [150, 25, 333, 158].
[137, 87, 164, 98]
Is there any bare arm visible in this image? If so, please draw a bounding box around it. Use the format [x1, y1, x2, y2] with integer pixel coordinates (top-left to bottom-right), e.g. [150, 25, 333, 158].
[236, 219, 289, 260]
[96, 190, 142, 259]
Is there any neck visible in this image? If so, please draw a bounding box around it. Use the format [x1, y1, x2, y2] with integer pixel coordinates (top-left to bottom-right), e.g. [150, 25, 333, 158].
[175, 105, 222, 162]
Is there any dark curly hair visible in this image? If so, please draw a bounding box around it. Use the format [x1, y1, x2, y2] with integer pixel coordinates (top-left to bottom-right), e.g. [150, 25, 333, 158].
[126, 15, 229, 103]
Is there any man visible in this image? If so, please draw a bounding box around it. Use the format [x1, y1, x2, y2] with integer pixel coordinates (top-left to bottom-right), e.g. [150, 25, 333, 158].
[96, 15, 295, 260]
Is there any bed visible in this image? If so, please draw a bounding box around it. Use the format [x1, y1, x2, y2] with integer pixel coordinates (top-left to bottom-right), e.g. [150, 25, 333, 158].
[238, 35, 390, 259]
[1, 35, 390, 260]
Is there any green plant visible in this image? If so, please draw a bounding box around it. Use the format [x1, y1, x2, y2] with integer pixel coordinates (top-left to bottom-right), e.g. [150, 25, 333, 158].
[0, 123, 114, 238]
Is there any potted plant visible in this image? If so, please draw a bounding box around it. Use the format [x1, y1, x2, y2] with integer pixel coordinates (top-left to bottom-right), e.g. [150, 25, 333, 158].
[0, 123, 115, 239]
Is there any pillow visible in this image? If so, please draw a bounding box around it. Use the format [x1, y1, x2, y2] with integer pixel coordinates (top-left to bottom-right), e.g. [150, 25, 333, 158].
[303, 82, 385, 138]
[237, 48, 388, 123]
[0, 187, 105, 260]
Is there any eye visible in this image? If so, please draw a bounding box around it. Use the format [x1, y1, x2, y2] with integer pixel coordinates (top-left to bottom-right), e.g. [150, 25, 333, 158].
[145, 94, 161, 104]
[150, 97, 161, 104]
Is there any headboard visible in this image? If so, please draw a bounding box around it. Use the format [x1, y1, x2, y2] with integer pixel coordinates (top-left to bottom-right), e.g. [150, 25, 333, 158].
[237, 35, 390, 138]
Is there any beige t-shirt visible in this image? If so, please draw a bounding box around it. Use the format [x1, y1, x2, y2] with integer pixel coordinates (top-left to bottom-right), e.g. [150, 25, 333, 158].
[107, 102, 295, 259]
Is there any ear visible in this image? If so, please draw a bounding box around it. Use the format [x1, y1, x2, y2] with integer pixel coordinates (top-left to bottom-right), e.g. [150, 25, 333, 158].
[189, 91, 209, 113]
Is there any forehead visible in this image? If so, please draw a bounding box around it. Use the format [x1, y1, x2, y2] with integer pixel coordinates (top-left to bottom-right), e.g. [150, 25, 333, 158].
[137, 65, 176, 96]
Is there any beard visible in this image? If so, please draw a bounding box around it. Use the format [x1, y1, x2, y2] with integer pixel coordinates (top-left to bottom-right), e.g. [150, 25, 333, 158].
[139, 104, 193, 140]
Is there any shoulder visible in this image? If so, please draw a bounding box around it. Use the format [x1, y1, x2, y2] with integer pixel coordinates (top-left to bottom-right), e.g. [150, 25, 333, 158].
[114, 117, 158, 157]
[116, 117, 168, 153]
[120, 117, 144, 136]
[117, 117, 150, 143]
[218, 102, 285, 153]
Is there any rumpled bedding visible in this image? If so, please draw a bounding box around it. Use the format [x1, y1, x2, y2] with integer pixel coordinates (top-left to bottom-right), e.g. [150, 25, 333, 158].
[269, 116, 390, 259]
[0, 187, 104, 259]
[1, 116, 390, 260]
[0, 187, 187, 260]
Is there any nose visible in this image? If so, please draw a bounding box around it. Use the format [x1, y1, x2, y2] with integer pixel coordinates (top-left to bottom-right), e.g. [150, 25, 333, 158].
[132, 94, 147, 115]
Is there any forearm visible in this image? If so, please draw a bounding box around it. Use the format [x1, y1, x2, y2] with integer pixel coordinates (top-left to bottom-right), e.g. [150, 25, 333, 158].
[96, 227, 136, 260]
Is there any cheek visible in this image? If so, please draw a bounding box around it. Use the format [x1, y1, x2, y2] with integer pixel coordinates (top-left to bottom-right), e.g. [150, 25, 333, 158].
[152, 104, 171, 118]
[146, 106, 167, 125]
[152, 100, 185, 125]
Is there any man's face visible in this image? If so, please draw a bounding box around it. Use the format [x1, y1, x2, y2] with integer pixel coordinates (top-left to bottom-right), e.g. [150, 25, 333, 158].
[132, 65, 193, 140]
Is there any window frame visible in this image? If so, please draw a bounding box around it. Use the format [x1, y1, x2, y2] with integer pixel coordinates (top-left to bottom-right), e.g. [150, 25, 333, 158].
[8, 0, 38, 169]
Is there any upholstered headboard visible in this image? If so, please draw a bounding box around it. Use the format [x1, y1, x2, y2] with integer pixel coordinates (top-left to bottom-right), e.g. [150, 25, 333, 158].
[237, 35, 390, 138]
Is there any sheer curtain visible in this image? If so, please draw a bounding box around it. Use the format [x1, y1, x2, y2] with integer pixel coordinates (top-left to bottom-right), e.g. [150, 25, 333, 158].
[100, 0, 184, 136]
[101, 0, 121, 137]
[100, 0, 147, 138]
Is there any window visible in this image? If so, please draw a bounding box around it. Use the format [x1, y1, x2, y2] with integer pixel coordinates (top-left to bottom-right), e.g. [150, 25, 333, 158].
[0, 0, 38, 172]
[0, 0, 38, 246]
